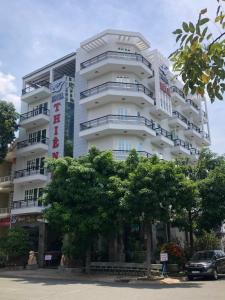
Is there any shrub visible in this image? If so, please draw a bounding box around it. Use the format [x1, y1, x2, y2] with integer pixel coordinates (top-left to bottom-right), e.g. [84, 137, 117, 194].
[194, 231, 220, 251]
[160, 242, 186, 266]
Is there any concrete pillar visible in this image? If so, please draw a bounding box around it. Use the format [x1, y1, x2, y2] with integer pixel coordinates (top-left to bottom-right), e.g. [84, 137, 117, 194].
[38, 222, 46, 267]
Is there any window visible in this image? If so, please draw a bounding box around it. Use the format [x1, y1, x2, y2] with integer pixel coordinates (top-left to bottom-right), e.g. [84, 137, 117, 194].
[24, 188, 43, 200]
[28, 129, 46, 143]
[118, 139, 131, 151]
[26, 157, 45, 173]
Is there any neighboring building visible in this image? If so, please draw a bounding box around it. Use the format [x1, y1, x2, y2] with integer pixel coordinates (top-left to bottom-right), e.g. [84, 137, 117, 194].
[12, 29, 210, 262]
[0, 144, 15, 237]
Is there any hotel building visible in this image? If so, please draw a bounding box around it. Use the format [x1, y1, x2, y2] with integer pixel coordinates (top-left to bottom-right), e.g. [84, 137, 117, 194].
[11, 29, 210, 262]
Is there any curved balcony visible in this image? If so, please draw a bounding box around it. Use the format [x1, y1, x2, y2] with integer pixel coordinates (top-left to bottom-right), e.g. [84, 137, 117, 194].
[172, 138, 191, 156]
[182, 99, 200, 119]
[185, 122, 202, 141]
[80, 82, 155, 108]
[112, 150, 152, 160]
[0, 175, 13, 193]
[14, 167, 47, 184]
[80, 51, 154, 80]
[170, 86, 186, 106]
[20, 107, 50, 129]
[200, 132, 210, 146]
[168, 111, 189, 129]
[152, 127, 174, 147]
[21, 82, 50, 104]
[11, 199, 45, 215]
[80, 114, 156, 140]
[17, 137, 49, 156]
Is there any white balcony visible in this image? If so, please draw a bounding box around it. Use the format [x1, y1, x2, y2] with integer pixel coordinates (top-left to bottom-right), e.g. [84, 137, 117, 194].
[19, 107, 50, 130]
[184, 124, 202, 142]
[190, 148, 200, 162]
[80, 51, 154, 80]
[21, 85, 50, 104]
[80, 82, 155, 109]
[16, 138, 49, 157]
[11, 199, 45, 215]
[200, 133, 211, 146]
[171, 139, 191, 157]
[0, 175, 12, 188]
[152, 127, 174, 148]
[170, 86, 186, 106]
[168, 111, 189, 130]
[14, 168, 47, 185]
[112, 150, 152, 160]
[0, 175, 13, 193]
[80, 115, 156, 140]
[0, 207, 10, 218]
[182, 99, 200, 118]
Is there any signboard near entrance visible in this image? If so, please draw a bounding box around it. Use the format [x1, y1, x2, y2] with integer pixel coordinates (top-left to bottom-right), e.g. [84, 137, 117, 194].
[160, 252, 168, 262]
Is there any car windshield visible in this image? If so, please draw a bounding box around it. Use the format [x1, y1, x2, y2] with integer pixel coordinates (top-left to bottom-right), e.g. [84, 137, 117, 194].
[191, 251, 214, 261]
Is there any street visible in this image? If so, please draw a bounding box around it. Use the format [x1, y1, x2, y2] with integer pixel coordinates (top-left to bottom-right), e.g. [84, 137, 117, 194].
[0, 276, 225, 300]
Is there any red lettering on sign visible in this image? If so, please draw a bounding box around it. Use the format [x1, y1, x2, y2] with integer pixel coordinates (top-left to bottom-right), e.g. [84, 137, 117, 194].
[53, 102, 61, 112]
[52, 152, 59, 159]
[54, 126, 58, 135]
[53, 114, 61, 124]
[53, 136, 59, 148]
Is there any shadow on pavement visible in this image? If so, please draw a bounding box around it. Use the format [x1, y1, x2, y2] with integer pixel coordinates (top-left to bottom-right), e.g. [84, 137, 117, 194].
[0, 276, 205, 290]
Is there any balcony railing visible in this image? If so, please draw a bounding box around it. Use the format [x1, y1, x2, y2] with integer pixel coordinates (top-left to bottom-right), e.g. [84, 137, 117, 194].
[22, 81, 50, 95]
[0, 208, 9, 214]
[155, 127, 173, 141]
[80, 114, 156, 131]
[17, 137, 49, 149]
[80, 81, 154, 100]
[112, 150, 152, 159]
[190, 148, 200, 155]
[173, 111, 188, 124]
[188, 122, 201, 133]
[80, 51, 152, 70]
[170, 86, 185, 99]
[174, 138, 190, 150]
[202, 132, 210, 139]
[14, 167, 46, 179]
[186, 99, 200, 111]
[11, 199, 44, 209]
[20, 106, 50, 122]
[0, 175, 12, 183]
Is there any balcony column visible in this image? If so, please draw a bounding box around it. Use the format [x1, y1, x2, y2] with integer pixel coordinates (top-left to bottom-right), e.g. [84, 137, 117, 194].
[50, 68, 54, 84]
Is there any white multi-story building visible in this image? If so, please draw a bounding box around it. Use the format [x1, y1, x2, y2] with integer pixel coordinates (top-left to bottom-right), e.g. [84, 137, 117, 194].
[12, 29, 210, 261]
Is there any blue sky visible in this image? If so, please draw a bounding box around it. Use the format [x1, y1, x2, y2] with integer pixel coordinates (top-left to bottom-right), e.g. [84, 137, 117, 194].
[0, 0, 224, 154]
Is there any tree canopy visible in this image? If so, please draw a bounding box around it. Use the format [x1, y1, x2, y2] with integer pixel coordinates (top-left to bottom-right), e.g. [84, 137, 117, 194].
[170, 0, 225, 101]
[0, 100, 18, 162]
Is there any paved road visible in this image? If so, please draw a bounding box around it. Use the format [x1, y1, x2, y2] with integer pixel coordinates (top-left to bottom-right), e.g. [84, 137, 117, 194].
[0, 276, 225, 300]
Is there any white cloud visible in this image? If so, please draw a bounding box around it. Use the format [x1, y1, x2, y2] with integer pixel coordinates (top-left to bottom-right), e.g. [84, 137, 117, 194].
[0, 71, 20, 112]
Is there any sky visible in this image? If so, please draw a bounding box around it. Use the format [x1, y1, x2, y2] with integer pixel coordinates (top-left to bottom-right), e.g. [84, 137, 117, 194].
[0, 0, 224, 154]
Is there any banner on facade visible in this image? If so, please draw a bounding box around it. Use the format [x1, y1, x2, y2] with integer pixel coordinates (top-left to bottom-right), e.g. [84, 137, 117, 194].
[49, 77, 66, 159]
[0, 217, 10, 226]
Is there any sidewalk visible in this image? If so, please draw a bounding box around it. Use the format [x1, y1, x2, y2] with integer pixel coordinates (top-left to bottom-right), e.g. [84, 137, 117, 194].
[0, 268, 185, 285]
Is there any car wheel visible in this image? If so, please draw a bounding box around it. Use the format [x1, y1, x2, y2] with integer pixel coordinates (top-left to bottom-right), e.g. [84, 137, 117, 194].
[212, 269, 218, 280]
[187, 275, 193, 281]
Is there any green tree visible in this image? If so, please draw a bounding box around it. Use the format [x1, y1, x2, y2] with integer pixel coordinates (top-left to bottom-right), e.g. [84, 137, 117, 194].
[0, 100, 18, 162]
[198, 164, 225, 232]
[170, 0, 225, 101]
[194, 231, 220, 251]
[126, 158, 183, 276]
[43, 148, 124, 271]
[0, 227, 29, 263]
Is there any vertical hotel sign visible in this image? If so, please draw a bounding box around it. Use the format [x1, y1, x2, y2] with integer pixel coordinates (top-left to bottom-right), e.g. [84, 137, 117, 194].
[159, 64, 170, 97]
[49, 77, 66, 158]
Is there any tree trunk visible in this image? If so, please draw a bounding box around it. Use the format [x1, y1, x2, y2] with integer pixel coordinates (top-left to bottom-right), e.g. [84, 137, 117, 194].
[118, 228, 125, 262]
[85, 246, 91, 274]
[167, 222, 171, 242]
[146, 220, 152, 277]
[188, 211, 194, 254]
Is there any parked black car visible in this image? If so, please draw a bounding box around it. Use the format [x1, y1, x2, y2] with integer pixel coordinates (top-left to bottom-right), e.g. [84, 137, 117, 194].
[185, 250, 225, 280]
